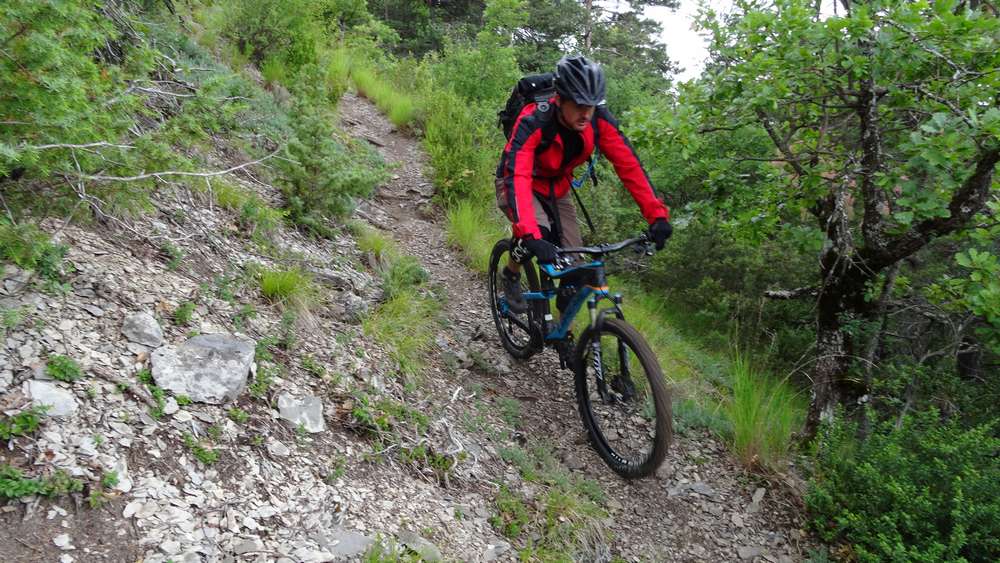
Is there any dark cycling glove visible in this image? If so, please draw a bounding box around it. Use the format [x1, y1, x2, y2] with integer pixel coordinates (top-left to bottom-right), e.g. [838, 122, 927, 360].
[649, 218, 673, 250]
[523, 237, 559, 264]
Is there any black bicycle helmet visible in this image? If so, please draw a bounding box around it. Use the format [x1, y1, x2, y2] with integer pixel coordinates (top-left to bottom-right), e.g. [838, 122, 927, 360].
[554, 55, 606, 106]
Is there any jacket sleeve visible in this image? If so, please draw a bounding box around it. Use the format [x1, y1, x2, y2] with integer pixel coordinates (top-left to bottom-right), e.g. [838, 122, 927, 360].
[594, 107, 669, 224]
[501, 107, 545, 239]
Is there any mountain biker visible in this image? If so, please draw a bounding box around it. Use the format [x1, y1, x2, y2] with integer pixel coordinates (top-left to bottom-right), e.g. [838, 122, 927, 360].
[497, 54, 672, 314]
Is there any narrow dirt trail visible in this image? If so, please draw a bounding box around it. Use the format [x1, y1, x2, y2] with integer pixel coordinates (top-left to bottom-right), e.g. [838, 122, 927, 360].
[338, 92, 808, 562]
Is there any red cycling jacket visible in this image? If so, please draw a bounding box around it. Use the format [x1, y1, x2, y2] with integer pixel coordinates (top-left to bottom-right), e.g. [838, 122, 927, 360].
[497, 98, 669, 240]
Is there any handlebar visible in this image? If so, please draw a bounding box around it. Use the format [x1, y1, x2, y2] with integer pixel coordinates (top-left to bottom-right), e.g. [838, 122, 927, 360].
[556, 232, 653, 257]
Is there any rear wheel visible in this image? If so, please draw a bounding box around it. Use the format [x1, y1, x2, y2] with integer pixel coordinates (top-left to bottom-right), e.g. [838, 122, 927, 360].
[488, 239, 542, 359]
[574, 318, 671, 478]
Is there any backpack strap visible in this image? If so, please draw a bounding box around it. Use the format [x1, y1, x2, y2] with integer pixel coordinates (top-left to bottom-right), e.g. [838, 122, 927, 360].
[533, 102, 558, 154]
[569, 114, 602, 235]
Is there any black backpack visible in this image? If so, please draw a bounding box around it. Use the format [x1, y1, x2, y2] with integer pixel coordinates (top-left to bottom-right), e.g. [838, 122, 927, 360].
[497, 73, 556, 140]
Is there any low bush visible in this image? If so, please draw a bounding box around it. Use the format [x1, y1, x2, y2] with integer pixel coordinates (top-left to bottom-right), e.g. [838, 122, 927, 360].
[0, 221, 69, 283]
[381, 255, 429, 301]
[0, 465, 84, 499]
[0, 407, 47, 440]
[45, 355, 83, 382]
[807, 410, 1000, 562]
[279, 74, 387, 235]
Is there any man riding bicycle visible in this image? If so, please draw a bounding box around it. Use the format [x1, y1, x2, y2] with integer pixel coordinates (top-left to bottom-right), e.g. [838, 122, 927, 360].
[496, 54, 673, 314]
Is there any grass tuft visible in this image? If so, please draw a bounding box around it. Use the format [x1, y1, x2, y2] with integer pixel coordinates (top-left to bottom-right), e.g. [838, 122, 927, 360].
[382, 255, 429, 300]
[725, 355, 804, 470]
[259, 267, 318, 311]
[351, 66, 416, 128]
[363, 289, 439, 376]
[352, 221, 396, 263]
[446, 200, 507, 272]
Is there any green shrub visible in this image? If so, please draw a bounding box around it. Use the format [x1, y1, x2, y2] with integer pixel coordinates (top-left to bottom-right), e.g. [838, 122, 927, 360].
[0, 0, 128, 181]
[807, 411, 1000, 562]
[182, 432, 219, 465]
[418, 85, 498, 204]
[161, 242, 184, 270]
[0, 221, 68, 283]
[0, 465, 83, 499]
[220, 0, 320, 71]
[173, 301, 196, 326]
[278, 73, 387, 235]
[46, 355, 82, 382]
[382, 255, 429, 300]
[0, 407, 47, 440]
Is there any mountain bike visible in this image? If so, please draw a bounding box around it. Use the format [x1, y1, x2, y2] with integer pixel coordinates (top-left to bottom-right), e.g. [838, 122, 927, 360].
[487, 233, 672, 479]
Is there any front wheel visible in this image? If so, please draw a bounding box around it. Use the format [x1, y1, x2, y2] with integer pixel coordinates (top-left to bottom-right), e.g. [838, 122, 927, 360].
[574, 318, 672, 478]
[488, 239, 542, 359]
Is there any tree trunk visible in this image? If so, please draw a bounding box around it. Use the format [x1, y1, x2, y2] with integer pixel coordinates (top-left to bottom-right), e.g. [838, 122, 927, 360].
[803, 256, 871, 441]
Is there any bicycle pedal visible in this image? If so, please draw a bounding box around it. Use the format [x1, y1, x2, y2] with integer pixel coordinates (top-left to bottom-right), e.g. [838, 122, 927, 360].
[556, 339, 575, 370]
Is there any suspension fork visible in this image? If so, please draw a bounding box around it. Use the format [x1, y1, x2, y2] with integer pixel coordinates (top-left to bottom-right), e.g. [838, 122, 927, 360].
[610, 294, 636, 400]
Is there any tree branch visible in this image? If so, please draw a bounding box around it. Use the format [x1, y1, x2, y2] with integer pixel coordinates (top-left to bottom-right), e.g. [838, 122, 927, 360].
[765, 286, 818, 300]
[901, 83, 978, 131]
[885, 20, 970, 78]
[1, 22, 30, 49]
[862, 145, 1000, 269]
[698, 120, 756, 134]
[756, 109, 808, 177]
[23, 141, 133, 151]
[71, 149, 282, 183]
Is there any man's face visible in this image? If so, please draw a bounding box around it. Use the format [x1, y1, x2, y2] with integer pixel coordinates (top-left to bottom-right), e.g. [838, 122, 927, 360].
[557, 97, 596, 132]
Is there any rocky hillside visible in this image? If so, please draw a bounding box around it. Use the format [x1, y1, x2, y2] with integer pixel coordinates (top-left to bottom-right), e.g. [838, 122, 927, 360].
[0, 91, 809, 562]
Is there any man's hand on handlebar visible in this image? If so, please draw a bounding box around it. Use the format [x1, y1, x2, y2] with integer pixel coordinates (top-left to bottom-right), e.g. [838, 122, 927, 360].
[521, 237, 559, 264]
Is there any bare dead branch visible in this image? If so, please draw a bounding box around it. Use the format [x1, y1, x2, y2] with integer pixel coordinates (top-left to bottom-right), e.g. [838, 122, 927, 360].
[765, 286, 818, 299]
[132, 85, 195, 98]
[0, 192, 15, 224]
[91, 366, 158, 410]
[24, 141, 134, 151]
[73, 149, 282, 183]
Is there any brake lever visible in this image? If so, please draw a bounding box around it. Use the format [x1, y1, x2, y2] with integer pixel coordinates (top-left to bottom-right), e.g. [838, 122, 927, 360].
[634, 239, 655, 257]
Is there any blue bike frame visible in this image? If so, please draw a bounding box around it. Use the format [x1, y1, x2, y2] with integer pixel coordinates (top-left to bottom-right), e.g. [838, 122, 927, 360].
[523, 261, 612, 342]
